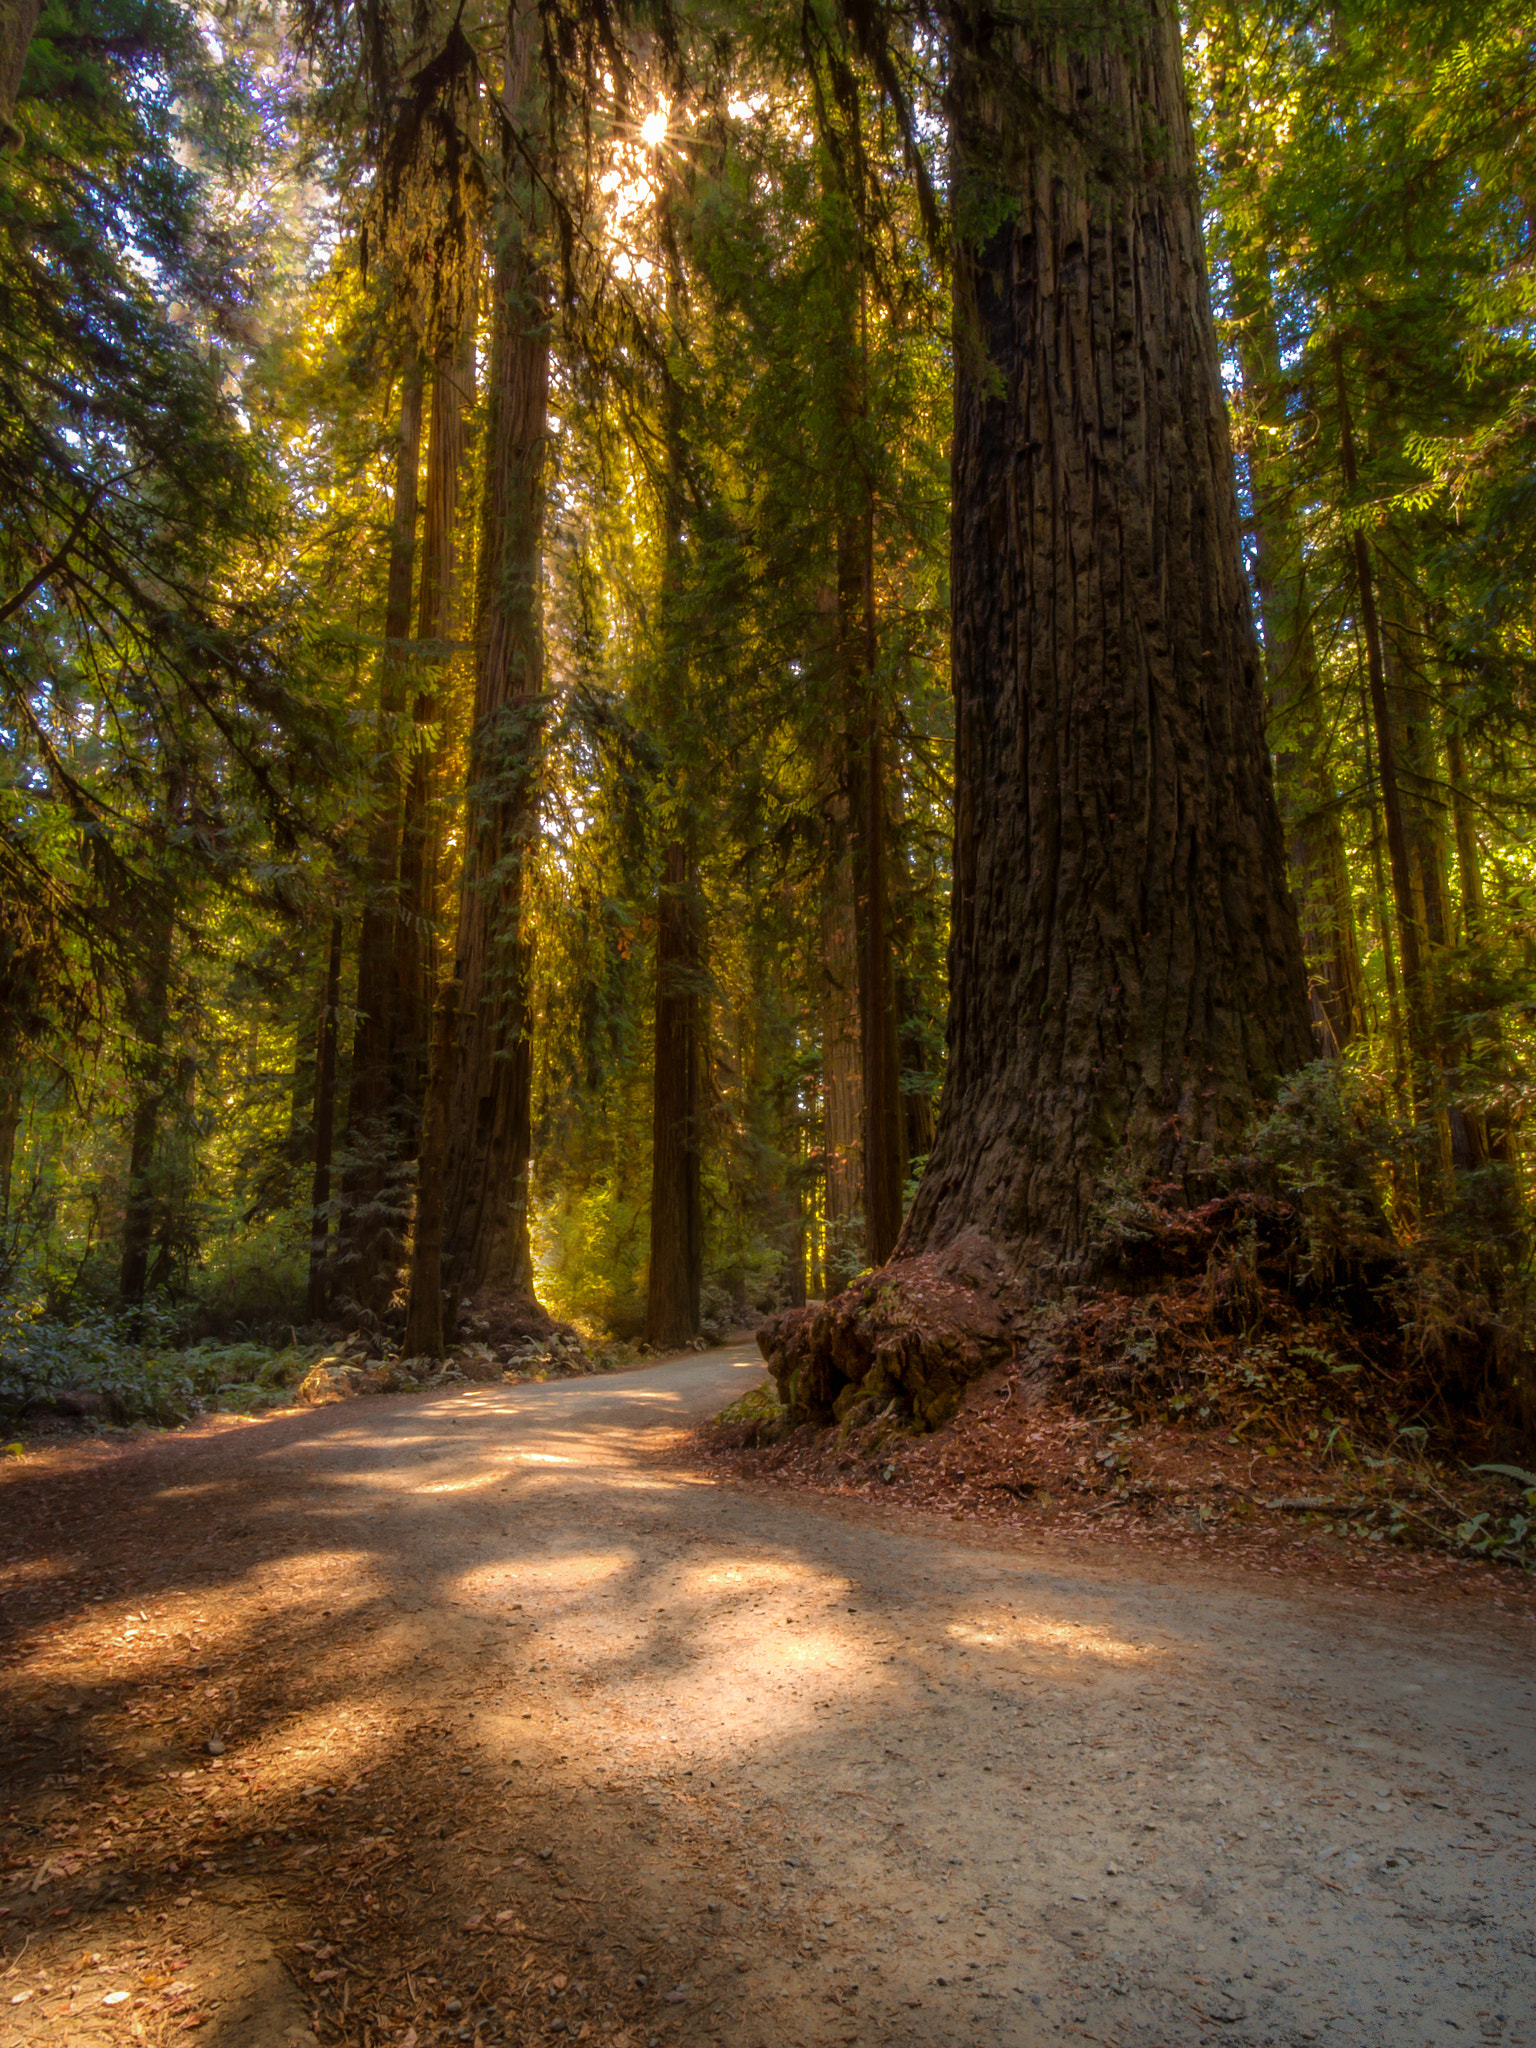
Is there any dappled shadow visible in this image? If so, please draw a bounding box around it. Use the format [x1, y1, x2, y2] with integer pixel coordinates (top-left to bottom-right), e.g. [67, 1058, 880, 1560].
[2, 1344, 1532, 2048]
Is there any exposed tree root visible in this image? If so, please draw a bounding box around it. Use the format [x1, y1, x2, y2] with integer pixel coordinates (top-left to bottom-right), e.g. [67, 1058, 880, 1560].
[758, 1192, 1530, 1452]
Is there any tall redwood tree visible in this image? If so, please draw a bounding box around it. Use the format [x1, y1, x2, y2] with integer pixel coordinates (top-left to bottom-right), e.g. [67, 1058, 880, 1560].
[904, 0, 1311, 1280]
[765, 0, 1312, 1415]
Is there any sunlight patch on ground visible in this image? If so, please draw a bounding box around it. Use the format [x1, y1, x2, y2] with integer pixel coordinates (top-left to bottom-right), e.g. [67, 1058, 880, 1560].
[949, 1614, 1157, 1664]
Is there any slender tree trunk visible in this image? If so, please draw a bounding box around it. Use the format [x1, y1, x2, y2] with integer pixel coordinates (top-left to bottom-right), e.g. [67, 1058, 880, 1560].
[305, 915, 344, 1321]
[403, 980, 459, 1358]
[845, 478, 902, 1266]
[646, 835, 704, 1344]
[119, 899, 175, 1304]
[860, 704, 903, 1264]
[819, 722, 864, 1281]
[1445, 723, 1484, 942]
[442, 83, 549, 1307]
[337, 364, 423, 1311]
[391, 327, 474, 1149]
[1236, 309, 1364, 1051]
[0, 1071, 20, 1225]
[643, 177, 704, 1347]
[1445, 720, 1510, 1170]
[1333, 339, 1443, 1165]
[119, 772, 183, 1307]
[899, 2, 1311, 1279]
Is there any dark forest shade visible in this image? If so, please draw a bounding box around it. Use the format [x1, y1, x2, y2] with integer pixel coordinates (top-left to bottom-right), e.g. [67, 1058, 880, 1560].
[901, 0, 1313, 1283]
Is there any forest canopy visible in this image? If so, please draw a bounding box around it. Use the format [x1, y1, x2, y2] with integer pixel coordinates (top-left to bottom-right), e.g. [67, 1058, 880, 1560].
[1, 0, 1532, 1446]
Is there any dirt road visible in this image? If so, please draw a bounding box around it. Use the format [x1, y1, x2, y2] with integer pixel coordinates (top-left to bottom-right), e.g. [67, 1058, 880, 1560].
[2, 1341, 1533, 2047]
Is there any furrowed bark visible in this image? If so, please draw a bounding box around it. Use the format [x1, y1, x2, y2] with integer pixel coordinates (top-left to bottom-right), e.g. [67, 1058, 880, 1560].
[908, 1, 1311, 1278]
[759, 2, 1314, 1427]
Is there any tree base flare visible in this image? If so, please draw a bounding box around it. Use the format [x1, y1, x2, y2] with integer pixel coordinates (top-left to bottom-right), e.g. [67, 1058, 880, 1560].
[758, 1231, 1019, 1432]
[759, 1194, 1531, 1448]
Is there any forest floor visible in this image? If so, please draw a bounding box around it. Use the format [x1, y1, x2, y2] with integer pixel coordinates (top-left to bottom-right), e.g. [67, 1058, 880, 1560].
[1, 1339, 1533, 2048]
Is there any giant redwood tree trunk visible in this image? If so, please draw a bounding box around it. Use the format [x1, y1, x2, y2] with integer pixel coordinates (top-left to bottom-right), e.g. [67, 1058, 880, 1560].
[909, 2, 1310, 1268]
[760, 2, 1312, 1426]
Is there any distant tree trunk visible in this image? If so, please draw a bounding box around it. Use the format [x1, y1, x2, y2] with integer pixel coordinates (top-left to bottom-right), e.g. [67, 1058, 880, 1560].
[645, 835, 704, 1345]
[1382, 584, 1492, 1176]
[442, 99, 549, 1309]
[0, 1071, 20, 1224]
[1333, 340, 1442, 1165]
[819, 720, 864, 1281]
[1236, 302, 1365, 1052]
[338, 363, 423, 1311]
[1445, 719, 1510, 1169]
[119, 860, 178, 1306]
[644, 178, 704, 1349]
[1445, 723, 1484, 941]
[305, 914, 344, 1320]
[391, 326, 474, 1148]
[288, 937, 320, 1181]
[404, 979, 458, 1358]
[857, 695, 904, 1266]
[894, 3, 1311, 1281]
[834, 283, 902, 1267]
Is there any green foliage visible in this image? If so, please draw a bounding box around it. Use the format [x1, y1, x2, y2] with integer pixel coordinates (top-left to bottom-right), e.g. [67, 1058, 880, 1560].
[0, 1296, 320, 1428]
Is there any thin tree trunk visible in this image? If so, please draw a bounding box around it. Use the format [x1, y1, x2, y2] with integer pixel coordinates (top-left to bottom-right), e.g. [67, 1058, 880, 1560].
[1333, 338, 1443, 1172]
[1237, 313, 1364, 1052]
[391, 327, 474, 1149]
[899, 1, 1312, 1278]
[1445, 723, 1484, 942]
[0, 1071, 20, 1225]
[305, 914, 344, 1321]
[442, 78, 549, 1307]
[819, 718, 864, 1280]
[646, 836, 703, 1345]
[643, 176, 704, 1348]
[337, 363, 423, 1312]
[860, 702, 903, 1265]
[119, 780, 181, 1306]
[403, 979, 459, 1358]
